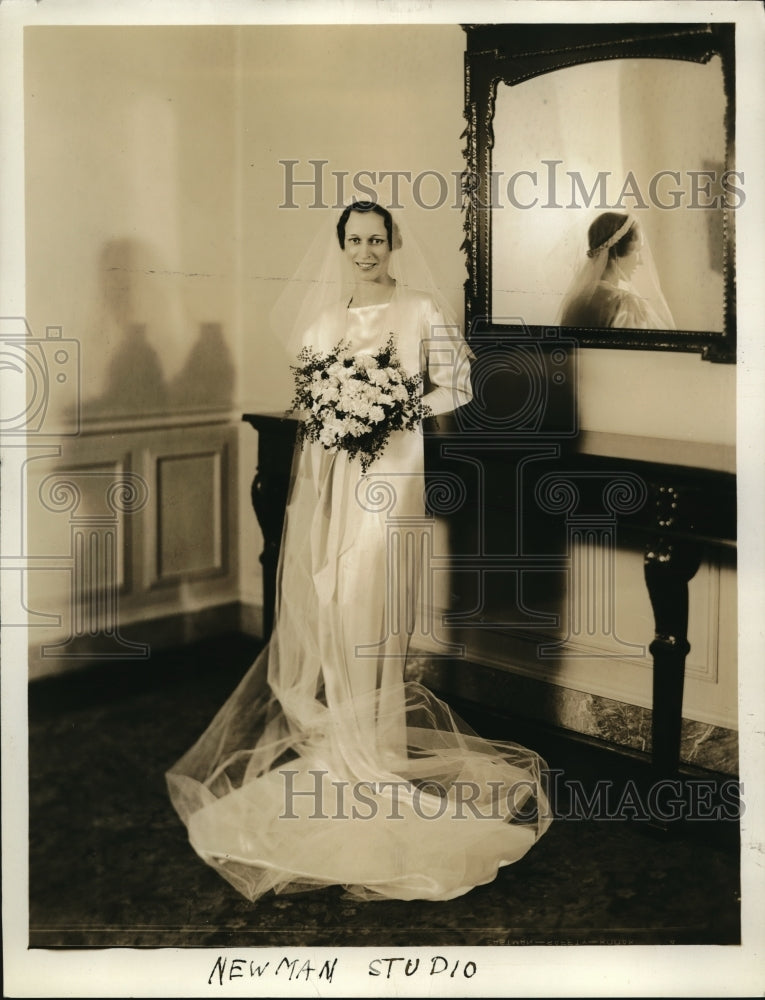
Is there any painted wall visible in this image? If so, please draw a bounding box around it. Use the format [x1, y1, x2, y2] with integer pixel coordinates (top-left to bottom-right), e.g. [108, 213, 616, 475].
[235, 24, 468, 414]
[24, 26, 251, 674]
[25, 26, 241, 420]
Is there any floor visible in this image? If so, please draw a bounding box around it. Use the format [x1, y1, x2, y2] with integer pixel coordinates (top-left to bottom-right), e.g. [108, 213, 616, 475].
[27, 633, 740, 949]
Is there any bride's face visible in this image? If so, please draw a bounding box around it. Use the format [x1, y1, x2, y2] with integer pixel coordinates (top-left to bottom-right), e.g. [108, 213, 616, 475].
[618, 229, 644, 278]
[343, 211, 392, 282]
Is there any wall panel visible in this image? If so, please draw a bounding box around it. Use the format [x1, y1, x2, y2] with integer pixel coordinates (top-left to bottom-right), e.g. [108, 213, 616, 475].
[155, 451, 223, 581]
[26, 418, 241, 679]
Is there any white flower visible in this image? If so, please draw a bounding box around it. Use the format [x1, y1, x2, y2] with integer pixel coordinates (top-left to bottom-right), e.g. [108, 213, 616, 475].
[354, 353, 375, 371]
[318, 383, 340, 403]
[339, 381, 366, 408]
[350, 399, 371, 419]
[318, 417, 345, 448]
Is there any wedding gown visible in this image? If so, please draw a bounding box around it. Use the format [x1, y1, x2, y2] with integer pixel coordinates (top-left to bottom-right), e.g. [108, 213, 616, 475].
[166, 286, 551, 903]
[560, 278, 669, 329]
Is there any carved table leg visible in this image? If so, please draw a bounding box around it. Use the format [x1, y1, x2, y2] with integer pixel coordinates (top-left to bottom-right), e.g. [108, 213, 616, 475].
[251, 470, 280, 639]
[249, 426, 297, 639]
[643, 536, 703, 792]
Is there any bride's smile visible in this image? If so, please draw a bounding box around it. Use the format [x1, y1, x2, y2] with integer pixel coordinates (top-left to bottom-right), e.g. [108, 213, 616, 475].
[343, 211, 394, 284]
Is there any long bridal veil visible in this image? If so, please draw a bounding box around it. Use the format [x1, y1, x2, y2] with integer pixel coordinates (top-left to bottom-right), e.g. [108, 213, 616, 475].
[166, 205, 551, 903]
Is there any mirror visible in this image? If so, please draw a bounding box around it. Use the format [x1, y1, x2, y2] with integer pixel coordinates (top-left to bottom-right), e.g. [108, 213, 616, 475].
[463, 23, 736, 361]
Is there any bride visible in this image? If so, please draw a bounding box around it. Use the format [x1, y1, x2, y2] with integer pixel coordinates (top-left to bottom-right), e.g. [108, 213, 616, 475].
[557, 211, 676, 330]
[166, 201, 551, 903]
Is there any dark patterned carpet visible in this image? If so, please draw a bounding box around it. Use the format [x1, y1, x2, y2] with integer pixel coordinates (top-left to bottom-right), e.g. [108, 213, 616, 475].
[28, 633, 740, 949]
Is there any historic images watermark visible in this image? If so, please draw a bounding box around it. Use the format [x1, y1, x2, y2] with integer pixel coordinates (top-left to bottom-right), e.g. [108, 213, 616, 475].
[0, 316, 81, 437]
[351, 320, 647, 663]
[279, 768, 743, 824]
[278, 159, 746, 211]
[1, 315, 150, 659]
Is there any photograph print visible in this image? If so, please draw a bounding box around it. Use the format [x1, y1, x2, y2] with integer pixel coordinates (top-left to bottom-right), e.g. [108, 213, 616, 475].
[2, 2, 763, 998]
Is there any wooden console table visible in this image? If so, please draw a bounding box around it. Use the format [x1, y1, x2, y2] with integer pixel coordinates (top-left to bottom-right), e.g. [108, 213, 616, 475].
[573, 433, 736, 787]
[242, 412, 736, 788]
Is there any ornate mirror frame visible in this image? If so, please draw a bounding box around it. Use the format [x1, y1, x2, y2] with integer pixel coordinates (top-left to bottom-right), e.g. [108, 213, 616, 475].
[462, 22, 736, 363]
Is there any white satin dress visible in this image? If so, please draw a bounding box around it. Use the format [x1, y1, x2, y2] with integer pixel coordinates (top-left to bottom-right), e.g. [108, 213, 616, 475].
[560, 278, 670, 329]
[166, 286, 551, 902]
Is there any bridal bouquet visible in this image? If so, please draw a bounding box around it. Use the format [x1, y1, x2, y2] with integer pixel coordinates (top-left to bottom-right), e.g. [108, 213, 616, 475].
[290, 336, 430, 472]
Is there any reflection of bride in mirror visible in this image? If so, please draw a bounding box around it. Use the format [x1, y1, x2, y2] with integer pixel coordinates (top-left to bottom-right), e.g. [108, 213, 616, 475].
[557, 212, 676, 330]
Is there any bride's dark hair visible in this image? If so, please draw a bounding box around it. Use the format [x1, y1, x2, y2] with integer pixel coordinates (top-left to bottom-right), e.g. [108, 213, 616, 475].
[336, 200, 397, 250]
[587, 211, 639, 259]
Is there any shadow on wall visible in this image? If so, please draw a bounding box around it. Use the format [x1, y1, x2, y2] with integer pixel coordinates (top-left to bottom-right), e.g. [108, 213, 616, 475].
[81, 238, 235, 419]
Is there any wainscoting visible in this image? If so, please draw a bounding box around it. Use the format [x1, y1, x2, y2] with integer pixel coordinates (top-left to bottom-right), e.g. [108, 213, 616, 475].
[410, 531, 738, 775]
[24, 412, 245, 680]
[25, 413, 738, 782]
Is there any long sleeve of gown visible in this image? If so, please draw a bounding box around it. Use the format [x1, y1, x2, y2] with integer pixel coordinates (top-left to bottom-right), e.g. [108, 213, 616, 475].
[419, 304, 473, 417]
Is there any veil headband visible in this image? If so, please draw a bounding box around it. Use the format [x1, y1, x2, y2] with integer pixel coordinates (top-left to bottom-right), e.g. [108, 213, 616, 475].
[586, 214, 635, 258]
